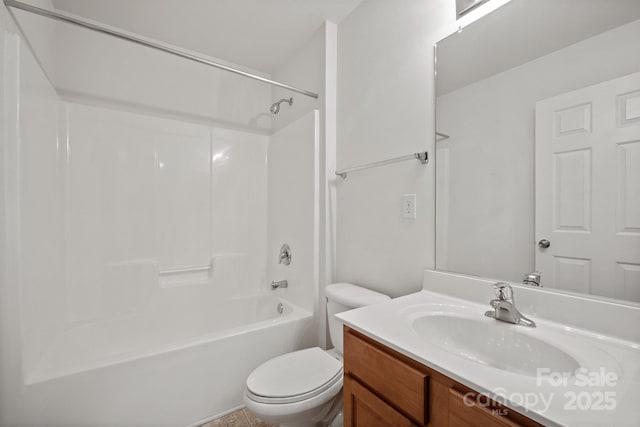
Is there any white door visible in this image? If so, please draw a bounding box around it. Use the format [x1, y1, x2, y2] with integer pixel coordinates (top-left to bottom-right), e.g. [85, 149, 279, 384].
[535, 72, 640, 302]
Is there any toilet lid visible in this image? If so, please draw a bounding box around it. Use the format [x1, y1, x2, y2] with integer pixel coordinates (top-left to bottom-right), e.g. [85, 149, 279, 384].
[246, 347, 342, 403]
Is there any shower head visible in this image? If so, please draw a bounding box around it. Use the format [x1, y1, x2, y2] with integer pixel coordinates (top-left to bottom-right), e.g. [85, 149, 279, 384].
[270, 97, 293, 115]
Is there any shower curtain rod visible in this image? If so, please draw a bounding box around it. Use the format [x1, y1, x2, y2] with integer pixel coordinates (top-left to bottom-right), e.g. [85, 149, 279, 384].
[3, 0, 319, 99]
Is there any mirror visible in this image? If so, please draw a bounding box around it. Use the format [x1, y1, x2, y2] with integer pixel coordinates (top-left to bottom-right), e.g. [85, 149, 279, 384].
[435, 0, 640, 303]
[456, 0, 492, 19]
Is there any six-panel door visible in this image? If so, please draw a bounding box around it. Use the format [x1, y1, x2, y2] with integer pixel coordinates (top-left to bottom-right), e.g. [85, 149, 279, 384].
[535, 72, 640, 301]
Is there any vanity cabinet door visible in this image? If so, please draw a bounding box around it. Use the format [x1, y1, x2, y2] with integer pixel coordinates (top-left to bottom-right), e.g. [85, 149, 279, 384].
[448, 388, 528, 427]
[344, 329, 428, 424]
[344, 374, 417, 427]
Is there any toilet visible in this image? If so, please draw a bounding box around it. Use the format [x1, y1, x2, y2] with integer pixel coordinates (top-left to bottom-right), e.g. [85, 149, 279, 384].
[243, 283, 390, 427]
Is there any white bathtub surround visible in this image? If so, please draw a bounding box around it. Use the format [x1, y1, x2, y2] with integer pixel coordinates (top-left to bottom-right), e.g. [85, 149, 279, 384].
[337, 270, 640, 426]
[17, 101, 272, 379]
[267, 110, 320, 314]
[270, 21, 338, 350]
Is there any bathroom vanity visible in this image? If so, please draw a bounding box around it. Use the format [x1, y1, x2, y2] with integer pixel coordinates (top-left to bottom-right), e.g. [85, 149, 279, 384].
[343, 326, 541, 427]
[338, 270, 640, 427]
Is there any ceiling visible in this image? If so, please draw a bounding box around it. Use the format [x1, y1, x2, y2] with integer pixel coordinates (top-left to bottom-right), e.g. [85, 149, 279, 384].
[436, 0, 640, 96]
[51, 0, 363, 73]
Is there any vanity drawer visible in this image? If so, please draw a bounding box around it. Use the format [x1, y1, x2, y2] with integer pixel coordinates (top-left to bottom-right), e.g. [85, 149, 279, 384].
[344, 329, 428, 425]
[448, 388, 536, 427]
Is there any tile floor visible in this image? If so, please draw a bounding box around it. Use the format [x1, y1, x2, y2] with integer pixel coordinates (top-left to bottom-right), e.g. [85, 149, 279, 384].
[200, 408, 278, 427]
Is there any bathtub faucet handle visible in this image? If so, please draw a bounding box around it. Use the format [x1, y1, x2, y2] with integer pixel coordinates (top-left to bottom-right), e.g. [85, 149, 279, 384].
[278, 243, 292, 265]
[270, 280, 288, 290]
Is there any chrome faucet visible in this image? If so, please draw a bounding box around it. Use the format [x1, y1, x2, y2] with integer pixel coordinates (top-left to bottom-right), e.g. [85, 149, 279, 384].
[271, 280, 288, 290]
[484, 282, 536, 327]
[523, 271, 541, 287]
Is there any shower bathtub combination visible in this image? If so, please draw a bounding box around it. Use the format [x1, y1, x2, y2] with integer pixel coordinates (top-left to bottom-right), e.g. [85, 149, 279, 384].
[0, 1, 322, 425]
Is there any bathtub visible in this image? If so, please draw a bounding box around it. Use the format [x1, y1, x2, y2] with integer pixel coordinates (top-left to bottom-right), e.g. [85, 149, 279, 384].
[11, 295, 315, 427]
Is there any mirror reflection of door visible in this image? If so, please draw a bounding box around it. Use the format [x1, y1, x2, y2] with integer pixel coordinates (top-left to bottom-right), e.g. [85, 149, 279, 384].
[535, 73, 640, 302]
[435, 0, 640, 304]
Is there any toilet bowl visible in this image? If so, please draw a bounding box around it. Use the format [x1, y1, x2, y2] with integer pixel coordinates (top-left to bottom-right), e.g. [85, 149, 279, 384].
[244, 347, 343, 427]
[243, 283, 390, 427]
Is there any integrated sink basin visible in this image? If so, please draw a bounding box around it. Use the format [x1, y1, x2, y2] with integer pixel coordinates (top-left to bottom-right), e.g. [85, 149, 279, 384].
[412, 314, 580, 376]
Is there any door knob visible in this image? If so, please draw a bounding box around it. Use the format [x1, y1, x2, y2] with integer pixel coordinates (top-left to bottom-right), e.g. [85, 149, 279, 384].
[538, 239, 551, 249]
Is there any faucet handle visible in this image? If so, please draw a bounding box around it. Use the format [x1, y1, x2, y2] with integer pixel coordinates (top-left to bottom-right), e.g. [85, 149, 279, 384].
[523, 271, 542, 287]
[493, 282, 513, 301]
[278, 243, 292, 266]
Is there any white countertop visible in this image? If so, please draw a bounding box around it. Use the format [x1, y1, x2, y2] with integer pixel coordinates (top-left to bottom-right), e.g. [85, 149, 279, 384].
[337, 289, 640, 427]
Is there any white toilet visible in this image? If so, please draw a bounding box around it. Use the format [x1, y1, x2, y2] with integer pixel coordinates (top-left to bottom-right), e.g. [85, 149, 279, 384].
[243, 283, 390, 427]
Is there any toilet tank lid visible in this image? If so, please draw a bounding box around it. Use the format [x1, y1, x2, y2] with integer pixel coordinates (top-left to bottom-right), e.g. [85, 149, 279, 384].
[325, 283, 390, 308]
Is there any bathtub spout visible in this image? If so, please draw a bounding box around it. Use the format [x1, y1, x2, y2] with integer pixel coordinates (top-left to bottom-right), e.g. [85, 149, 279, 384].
[271, 280, 288, 290]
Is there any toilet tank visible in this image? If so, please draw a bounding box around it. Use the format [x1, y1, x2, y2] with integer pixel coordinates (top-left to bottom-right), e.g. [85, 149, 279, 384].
[325, 283, 390, 355]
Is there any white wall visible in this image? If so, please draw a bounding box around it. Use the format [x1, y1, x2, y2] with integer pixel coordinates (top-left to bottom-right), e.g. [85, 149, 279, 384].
[337, 0, 434, 298]
[335, 0, 539, 298]
[436, 19, 640, 282]
[271, 24, 326, 133]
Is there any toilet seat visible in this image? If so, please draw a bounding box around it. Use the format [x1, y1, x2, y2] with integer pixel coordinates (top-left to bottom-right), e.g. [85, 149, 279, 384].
[246, 347, 343, 404]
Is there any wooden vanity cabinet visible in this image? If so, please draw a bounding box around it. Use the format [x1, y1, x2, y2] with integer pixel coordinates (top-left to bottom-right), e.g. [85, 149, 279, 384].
[343, 327, 543, 427]
[344, 375, 417, 427]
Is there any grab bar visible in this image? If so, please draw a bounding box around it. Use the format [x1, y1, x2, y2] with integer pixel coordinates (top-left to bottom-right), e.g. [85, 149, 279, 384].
[158, 263, 212, 275]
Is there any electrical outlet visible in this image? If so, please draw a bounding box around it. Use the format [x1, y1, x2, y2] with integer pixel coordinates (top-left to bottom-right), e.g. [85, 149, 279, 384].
[402, 194, 416, 219]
